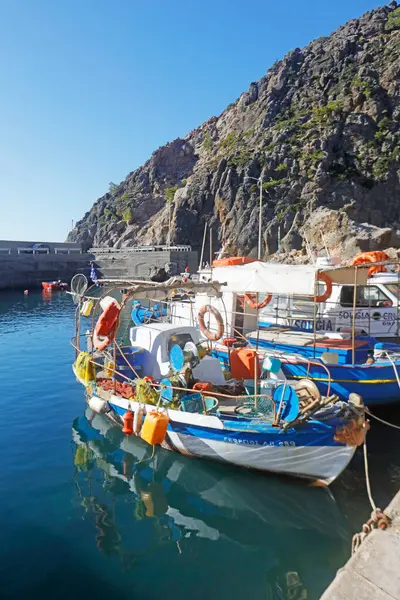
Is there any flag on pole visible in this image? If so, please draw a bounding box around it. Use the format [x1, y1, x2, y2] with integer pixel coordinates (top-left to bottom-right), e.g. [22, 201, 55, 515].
[90, 263, 99, 286]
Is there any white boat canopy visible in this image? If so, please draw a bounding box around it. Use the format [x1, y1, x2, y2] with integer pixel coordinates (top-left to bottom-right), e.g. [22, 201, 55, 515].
[211, 261, 370, 296]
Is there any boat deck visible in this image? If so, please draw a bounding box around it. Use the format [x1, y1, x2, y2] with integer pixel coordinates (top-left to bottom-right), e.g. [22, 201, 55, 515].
[94, 378, 265, 417]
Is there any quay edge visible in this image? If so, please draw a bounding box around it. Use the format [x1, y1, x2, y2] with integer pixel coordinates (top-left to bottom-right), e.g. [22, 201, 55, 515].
[321, 490, 400, 599]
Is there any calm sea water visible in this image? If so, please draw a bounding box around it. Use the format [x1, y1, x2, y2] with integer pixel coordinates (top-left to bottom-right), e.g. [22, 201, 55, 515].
[1, 291, 400, 600]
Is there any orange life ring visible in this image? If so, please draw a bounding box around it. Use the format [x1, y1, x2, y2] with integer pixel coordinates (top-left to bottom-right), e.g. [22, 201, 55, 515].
[198, 305, 224, 341]
[313, 272, 333, 303]
[352, 251, 390, 278]
[244, 293, 273, 310]
[93, 298, 121, 351]
[212, 257, 260, 267]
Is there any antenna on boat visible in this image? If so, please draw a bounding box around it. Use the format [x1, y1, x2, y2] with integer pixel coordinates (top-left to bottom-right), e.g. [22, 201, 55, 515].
[199, 222, 207, 270]
[320, 230, 330, 258]
[210, 227, 213, 277]
[303, 232, 316, 265]
[167, 200, 172, 248]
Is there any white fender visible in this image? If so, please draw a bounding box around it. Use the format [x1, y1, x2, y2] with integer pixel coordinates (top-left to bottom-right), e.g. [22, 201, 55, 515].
[133, 404, 144, 435]
[88, 396, 108, 414]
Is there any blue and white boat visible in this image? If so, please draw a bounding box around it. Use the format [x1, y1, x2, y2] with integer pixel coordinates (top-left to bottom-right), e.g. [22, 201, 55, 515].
[166, 259, 400, 406]
[213, 329, 400, 406]
[71, 278, 367, 486]
[72, 407, 350, 542]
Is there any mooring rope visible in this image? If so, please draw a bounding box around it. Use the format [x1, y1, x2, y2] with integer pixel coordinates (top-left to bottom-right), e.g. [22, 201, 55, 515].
[352, 422, 391, 554]
[385, 350, 400, 390]
[362, 422, 376, 512]
[365, 407, 400, 431]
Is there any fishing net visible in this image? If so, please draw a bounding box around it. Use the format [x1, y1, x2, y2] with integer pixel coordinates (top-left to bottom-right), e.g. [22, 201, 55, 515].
[235, 395, 275, 420]
[71, 274, 88, 304]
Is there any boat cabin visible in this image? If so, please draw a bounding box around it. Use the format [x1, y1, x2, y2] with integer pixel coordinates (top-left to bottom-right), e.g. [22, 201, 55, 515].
[169, 260, 400, 339]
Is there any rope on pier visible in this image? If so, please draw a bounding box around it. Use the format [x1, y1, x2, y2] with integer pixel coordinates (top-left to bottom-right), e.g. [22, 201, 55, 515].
[352, 508, 391, 554]
[352, 422, 391, 554]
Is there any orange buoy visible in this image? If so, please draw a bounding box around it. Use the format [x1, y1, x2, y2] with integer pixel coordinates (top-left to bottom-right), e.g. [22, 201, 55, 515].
[244, 293, 273, 310]
[93, 297, 121, 351]
[122, 409, 134, 436]
[352, 251, 390, 278]
[313, 272, 333, 303]
[198, 304, 224, 341]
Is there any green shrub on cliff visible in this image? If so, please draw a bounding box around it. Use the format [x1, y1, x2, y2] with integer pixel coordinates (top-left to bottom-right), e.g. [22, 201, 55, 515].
[385, 7, 400, 31]
[203, 133, 212, 152]
[122, 208, 133, 224]
[165, 186, 178, 203]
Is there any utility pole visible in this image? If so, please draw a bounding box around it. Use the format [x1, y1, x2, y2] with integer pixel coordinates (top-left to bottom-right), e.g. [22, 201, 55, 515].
[258, 177, 263, 260]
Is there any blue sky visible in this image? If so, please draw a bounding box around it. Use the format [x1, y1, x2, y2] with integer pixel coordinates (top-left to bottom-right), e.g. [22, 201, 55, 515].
[0, 0, 380, 242]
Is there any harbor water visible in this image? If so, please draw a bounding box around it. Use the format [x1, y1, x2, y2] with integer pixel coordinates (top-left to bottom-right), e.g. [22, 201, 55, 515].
[1, 292, 400, 600]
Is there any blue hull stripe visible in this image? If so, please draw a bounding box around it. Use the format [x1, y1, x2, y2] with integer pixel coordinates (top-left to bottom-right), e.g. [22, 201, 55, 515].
[109, 402, 344, 447]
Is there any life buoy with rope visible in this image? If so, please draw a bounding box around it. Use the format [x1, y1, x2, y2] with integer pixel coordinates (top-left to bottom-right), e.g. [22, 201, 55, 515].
[313, 272, 332, 303]
[93, 297, 121, 351]
[198, 305, 224, 341]
[351, 251, 390, 278]
[244, 293, 273, 310]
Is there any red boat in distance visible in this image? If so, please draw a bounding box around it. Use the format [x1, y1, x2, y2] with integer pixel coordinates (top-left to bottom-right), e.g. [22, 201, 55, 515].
[42, 281, 69, 292]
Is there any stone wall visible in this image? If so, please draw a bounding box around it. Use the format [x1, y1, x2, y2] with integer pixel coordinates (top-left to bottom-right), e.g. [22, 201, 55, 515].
[0, 252, 93, 290]
[93, 249, 199, 280]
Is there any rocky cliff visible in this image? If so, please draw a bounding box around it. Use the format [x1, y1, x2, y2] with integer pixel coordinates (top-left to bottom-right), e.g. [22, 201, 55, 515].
[69, 3, 400, 261]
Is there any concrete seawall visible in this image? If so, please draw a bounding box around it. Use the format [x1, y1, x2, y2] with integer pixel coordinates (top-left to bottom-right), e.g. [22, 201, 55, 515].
[0, 241, 198, 290]
[0, 240, 92, 290]
[0, 252, 93, 290]
[93, 248, 199, 280]
[321, 491, 400, 599]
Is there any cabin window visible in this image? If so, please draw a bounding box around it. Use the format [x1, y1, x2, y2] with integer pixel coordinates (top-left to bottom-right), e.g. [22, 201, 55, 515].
[340, 285, 392, 307]
[385, 284, 400, 301]
[167, 333, 194, 353]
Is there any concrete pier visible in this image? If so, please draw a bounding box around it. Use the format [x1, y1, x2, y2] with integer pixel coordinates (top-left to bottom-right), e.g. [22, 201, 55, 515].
[0, 240, 92, 290]
[321, 491, 400, 599]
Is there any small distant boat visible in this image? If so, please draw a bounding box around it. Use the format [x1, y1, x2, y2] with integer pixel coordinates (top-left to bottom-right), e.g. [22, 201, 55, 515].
[42, 280, 69, 292]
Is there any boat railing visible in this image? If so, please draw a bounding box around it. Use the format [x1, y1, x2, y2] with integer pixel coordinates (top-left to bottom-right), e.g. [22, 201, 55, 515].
[70, 333, 281, 422]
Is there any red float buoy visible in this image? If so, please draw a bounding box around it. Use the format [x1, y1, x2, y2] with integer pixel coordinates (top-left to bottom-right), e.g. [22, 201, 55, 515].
[122, 409, 134, 436]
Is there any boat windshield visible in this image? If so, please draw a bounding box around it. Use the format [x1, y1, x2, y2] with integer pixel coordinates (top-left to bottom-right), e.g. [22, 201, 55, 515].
[384, 284, 400, 301]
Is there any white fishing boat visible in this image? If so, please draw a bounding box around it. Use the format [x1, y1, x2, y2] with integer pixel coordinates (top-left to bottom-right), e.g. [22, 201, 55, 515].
[70, 276, 367, 485]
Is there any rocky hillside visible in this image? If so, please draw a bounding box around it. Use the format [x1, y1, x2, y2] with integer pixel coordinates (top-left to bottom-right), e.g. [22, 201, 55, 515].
[69, 2, 400, 261]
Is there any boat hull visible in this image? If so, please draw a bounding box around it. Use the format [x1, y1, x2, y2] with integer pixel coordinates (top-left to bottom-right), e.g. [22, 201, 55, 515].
[95, 395, 357, 486]
[279, 360, 400, 406]
[213, 347, 400, 406]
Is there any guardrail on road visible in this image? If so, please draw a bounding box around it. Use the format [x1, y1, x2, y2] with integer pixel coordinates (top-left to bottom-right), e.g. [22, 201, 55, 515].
[90, 245, 192, 254]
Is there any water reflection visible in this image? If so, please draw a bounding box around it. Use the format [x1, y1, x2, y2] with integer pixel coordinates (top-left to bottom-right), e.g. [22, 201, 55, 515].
[72, 409, 352, 599]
